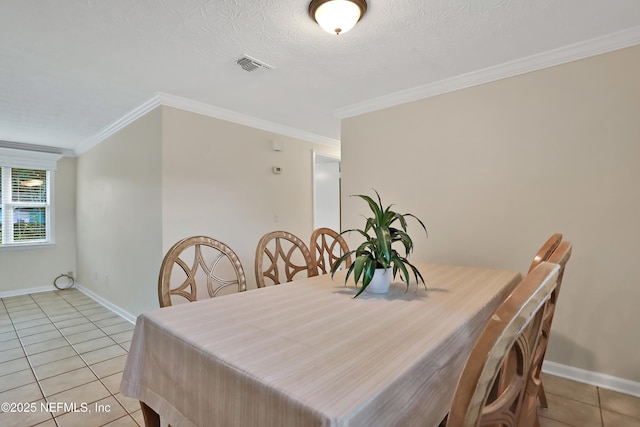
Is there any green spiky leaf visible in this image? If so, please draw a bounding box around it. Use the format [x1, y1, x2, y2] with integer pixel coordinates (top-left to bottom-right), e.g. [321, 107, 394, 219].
[333, 190, 429, 298]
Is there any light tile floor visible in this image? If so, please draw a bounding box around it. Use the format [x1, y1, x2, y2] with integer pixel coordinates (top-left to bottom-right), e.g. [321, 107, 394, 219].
[2, 289, 640, 426]
[1, 289, 139, 427]
[538, 373, 640, 427]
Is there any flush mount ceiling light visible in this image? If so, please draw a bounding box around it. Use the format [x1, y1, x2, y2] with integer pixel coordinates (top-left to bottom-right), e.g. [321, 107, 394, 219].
[309, 0, 367, 35]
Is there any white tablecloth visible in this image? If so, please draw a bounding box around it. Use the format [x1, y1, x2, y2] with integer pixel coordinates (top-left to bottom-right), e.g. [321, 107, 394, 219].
[121, 262, 521, 427]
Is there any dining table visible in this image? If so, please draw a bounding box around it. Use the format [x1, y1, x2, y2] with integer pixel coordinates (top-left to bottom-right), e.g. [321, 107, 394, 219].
[120, 262, 521, 427]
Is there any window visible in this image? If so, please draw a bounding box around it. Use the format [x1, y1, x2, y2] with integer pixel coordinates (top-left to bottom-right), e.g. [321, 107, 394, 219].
[0, 146, 61, 247]
[0, 167, 51, 245]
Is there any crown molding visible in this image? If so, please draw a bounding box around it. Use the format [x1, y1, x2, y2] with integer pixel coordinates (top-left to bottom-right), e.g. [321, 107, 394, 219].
[334, 25, 640, 119]
[0, 140, 74, 158]
[73, 26, 640, 154]
[156, 92, 340, 147]
[73, 96, 163, 156]
[0, 147, 64, 170]
[74, 93, 339, 155]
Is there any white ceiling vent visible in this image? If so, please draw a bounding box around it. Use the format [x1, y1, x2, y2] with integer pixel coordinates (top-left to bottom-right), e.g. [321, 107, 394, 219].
[235, 55, 274, 72]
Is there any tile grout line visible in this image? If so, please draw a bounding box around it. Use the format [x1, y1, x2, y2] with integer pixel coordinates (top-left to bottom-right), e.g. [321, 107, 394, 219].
[1, 295, 57, 426]
[53, 292, 141, 426]
[2, 291, 138, 426]
[543, 390, 603, 409]
[597, 386, 605, 427]
[2, 293, 129, 392]
[26, 293, 64, 427]
[26, 291, 134, 424]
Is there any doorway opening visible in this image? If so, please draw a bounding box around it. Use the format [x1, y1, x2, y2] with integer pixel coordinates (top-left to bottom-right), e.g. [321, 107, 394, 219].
[312, 152, 341, 232]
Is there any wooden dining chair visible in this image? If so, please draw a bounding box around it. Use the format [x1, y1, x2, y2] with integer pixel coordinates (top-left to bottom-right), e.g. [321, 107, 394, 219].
[158, 236, 246, 307]
[255, 231, 317, 287]
[446, 261, 560, 427]
[526, 233, 569, 409]
[519, 240, 572, 421]
[310, 227, 352, 275]
[528, 233, 563, 273]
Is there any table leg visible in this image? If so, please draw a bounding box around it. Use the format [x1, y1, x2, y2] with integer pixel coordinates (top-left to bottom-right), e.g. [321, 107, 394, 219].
[140, 401, 160, 427]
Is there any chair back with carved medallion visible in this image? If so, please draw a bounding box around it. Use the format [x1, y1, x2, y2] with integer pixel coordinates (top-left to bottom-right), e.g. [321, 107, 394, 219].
[158, 236, 246, 307]
[310, 227, 352, 275]
[255, 231, 317, 288]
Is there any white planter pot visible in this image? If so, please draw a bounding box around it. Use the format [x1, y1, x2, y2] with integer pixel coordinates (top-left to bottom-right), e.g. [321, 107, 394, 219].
[365, 268, 392, 294]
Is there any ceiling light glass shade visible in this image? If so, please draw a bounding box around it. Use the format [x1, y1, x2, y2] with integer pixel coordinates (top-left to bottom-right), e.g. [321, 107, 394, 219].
[309, 0, 367, 35]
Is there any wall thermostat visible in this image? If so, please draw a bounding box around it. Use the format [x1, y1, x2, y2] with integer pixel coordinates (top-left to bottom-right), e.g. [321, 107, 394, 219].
[272, 166, 282, 174]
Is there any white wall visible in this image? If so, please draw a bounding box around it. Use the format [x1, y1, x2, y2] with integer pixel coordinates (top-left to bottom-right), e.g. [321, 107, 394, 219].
[0, 156, 77, 294]
[341, 45, 640, 383]
[161, 107, 340, 290]
[76, 108, 163, 316]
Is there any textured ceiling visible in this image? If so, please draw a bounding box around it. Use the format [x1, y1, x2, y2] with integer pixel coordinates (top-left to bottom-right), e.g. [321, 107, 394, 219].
[1, 0, 640, 153]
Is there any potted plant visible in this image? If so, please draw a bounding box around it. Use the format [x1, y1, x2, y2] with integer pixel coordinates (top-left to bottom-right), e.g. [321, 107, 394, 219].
[331, 190, 427, 298]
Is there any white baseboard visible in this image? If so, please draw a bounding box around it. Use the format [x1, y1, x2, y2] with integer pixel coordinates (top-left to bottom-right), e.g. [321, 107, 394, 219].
[543, 360, 640, 398]
[74, 284, 137, 324]
[0, 283, 136, 325]
[0, 286, 58, 298]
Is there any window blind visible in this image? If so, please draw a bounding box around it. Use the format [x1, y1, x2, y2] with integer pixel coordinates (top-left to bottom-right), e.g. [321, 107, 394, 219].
[0, 147, 60, 246]
[11, 168, 48, 242]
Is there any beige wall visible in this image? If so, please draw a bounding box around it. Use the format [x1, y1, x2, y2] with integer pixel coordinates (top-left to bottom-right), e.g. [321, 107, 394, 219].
[341, 45, 640, 382]
[74, 105, 338, 315]
[76, 108, 163, 316]
[0, 157, 77, 293]
[161, 107, 340, 290]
